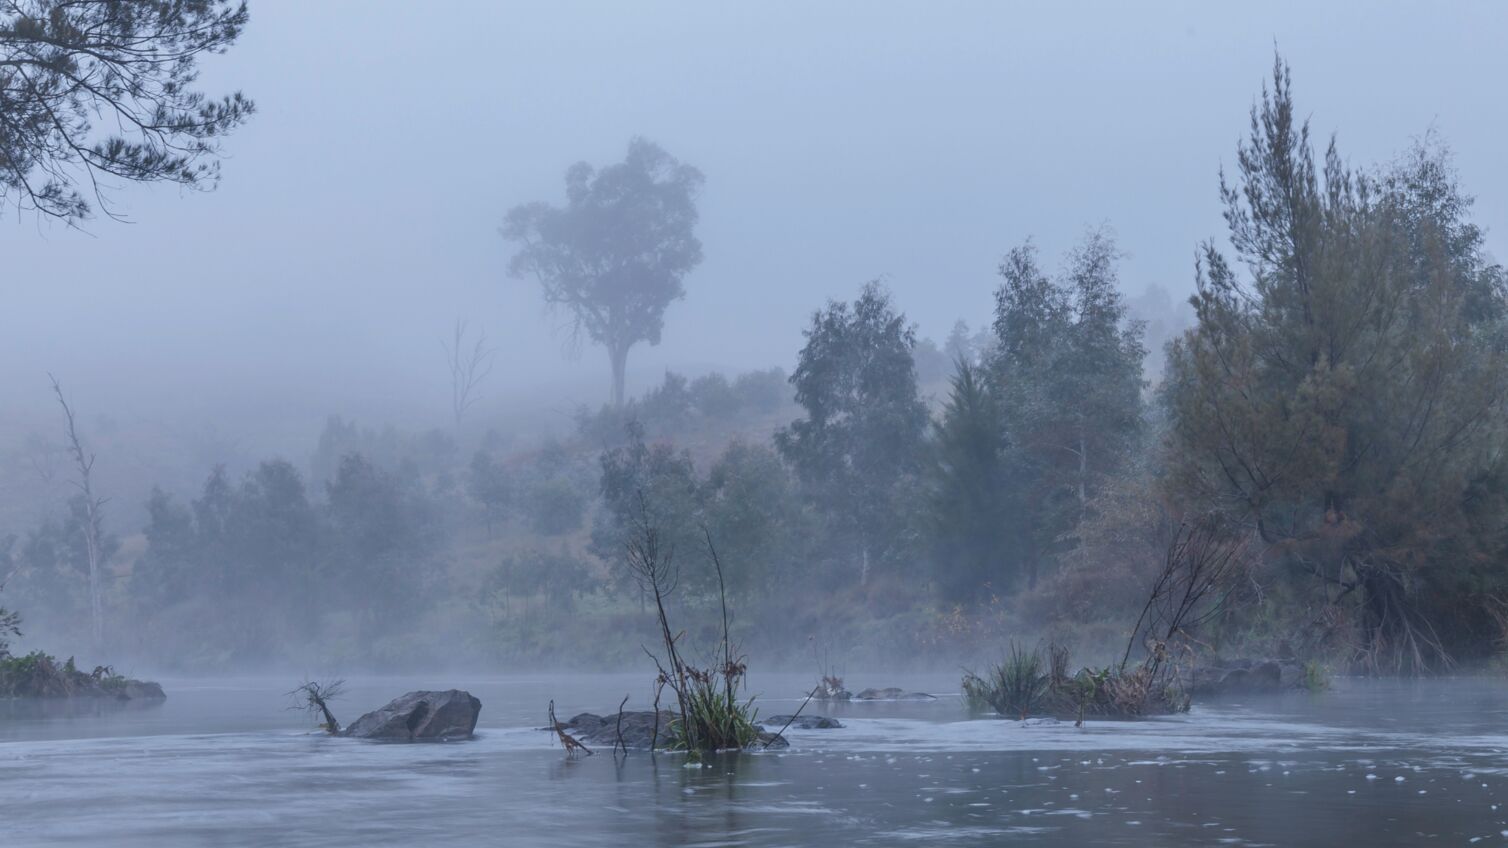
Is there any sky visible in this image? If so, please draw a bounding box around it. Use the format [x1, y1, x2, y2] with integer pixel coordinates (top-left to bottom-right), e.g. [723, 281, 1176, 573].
[3, 0, 1506, 439]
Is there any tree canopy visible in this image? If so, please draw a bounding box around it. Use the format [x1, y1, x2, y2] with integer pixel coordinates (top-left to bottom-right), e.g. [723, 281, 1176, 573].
[0, 0, 254, 223]
[776, 281, 928, 583]
[1162, 57, 1508, 671]
[502, 137, 704, 406]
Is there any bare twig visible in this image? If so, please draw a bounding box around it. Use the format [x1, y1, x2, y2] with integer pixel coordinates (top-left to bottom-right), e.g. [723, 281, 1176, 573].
[764, 688, 816, 750]
[612, 694, 630, 758]
[287, 679, 345, 734]
[548, 699, 592, 757]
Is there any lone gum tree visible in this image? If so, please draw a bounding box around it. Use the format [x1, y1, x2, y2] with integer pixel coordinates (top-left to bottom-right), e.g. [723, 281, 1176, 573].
[502, 137, 704, 407]
[0, 0, 254, 224]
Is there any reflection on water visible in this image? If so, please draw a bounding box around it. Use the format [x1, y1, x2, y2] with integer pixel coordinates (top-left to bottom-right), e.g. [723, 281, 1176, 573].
[3, 674, 1508, 846]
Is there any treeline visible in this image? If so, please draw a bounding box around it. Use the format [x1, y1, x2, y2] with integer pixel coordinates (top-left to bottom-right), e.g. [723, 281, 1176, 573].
[5, 56, 1507, 673]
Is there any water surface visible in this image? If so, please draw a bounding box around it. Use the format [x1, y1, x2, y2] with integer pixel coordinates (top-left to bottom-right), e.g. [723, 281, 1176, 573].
[3, 673, 1508, 846]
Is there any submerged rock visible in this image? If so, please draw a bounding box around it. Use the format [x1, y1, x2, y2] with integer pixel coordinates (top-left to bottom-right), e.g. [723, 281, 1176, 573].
[564, 710, 788, 750]
[1190, 659, 1305, 696]
[853, 687, 937, 701]
[341, 689, 480, 741]
[765, 714, 843, 729]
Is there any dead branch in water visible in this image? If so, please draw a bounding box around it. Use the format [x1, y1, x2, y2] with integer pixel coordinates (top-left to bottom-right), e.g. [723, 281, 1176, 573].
[613, 694, 630, 758]
[548, 699, 592, 757]
[288, 679, 346, 734]
[765, 688, 816, 749]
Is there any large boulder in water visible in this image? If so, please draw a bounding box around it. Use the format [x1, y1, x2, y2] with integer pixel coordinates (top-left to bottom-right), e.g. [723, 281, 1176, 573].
[341, 690, 480, 741]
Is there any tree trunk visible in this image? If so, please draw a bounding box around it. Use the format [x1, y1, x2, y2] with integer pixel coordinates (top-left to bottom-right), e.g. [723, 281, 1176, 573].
[1077, 437, 1088, 507]
[608, 343, 630, 408]
[83, 502, 103, 648]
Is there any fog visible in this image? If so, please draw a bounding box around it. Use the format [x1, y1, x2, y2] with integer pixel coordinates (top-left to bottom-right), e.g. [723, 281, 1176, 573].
[10, 4, 1508, 846]
[6, 2, 1505, 434]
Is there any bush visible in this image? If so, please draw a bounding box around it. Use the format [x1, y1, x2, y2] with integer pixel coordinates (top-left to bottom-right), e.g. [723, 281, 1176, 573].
[524, 478, 586, 536]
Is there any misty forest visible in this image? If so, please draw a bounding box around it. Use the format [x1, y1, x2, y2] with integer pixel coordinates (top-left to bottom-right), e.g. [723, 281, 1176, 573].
[4, 2, 1508, 846]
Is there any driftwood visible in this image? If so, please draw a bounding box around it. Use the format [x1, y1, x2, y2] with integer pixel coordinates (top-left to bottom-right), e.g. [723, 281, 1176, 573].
[613, 694, 629, 757]
[288, 680, 345, 734]
[548, 699, 592, 757]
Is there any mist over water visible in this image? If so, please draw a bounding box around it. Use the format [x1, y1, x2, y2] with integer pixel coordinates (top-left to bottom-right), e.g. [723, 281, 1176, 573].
[7, 676, 1508, 847]
[5, 2, 1508, 846]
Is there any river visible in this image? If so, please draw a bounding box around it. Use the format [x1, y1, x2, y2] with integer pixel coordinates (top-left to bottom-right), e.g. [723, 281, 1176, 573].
[3, 673, 1508, 845]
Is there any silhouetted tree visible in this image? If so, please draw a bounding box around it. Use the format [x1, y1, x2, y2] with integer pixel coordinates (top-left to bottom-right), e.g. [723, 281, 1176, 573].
[776, 282, 928, 583]
[0, 0, 254, 223]
[989, 231, 1145, 586]
[928, 359, 1014, 602]
[502, 137, 704, 406]
[442, 319, 495, 436]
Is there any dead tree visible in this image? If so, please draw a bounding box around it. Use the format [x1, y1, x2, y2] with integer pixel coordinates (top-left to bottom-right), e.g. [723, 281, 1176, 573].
[1122, 518, 1248, 678]
[548, 699, 592, 757]
[288, 679, 346, 734]
[624, 493, 693, 750]
[442, 319, 496, 436]
[49, 375, 106, 649]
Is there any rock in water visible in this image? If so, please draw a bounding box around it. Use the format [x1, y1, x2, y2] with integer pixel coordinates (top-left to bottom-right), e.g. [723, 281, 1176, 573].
[564, 710, 789, 750]
[1189, 658, 1305, 696]
[341, 690, 481, 741]
[853, 687, 937, 701]
[766, 714, 843, 729]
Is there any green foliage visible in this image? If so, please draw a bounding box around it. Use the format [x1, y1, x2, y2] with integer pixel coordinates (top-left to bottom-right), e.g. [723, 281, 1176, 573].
[0, 650, 128, 698]
[963, 642, 1189, 720]
[928, 359, 1014, 601]
[1161, 55, 1508, 671]
[467, 451, 512, 532]
[1303, 661, 1331, 692]
[7, 495, 120, 628]
[127, 454, 447, 664]
[669, 668, 761, 755]
[574, 367, 792, 444]
[523, 478, 586, 537]
[963, 642, 1049, 719]
[0, 0, 254, 223]
[988, 231, 1147, 587]
[776, 281, 929, 582]
[502, 137, 705, 407]
[592, 421, 711, 598]
[702, 441, 812, 606]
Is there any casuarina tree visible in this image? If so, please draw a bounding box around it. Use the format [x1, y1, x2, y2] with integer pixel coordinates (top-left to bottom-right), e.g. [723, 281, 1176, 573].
[1162, 56, 1508, 671]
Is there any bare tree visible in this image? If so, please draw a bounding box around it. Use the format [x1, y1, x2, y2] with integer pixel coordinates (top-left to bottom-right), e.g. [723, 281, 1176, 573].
[1122, 518, 1248, 675]
[442, 319, 496, 436]
[288, 679, 346, 734]
[49, 374, 106, 648]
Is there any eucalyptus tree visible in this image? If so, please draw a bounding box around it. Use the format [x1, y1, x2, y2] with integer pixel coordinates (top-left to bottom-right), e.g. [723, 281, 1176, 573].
[503, 138, 704, 407]
[0, 0, 254, 223]
[776, 281, 928, 584]
[989, 232, 1146, 586]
